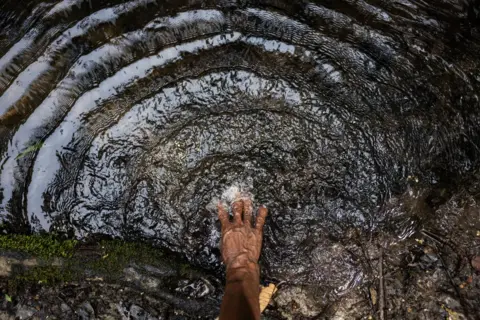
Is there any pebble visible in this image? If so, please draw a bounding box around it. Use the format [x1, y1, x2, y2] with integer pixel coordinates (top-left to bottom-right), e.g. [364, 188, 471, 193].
[15, 305, 36, 319]
[472, 256, 480, 271]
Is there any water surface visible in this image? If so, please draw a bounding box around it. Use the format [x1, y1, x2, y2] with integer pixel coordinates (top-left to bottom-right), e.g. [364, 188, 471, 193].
[1, 0, 479, 317]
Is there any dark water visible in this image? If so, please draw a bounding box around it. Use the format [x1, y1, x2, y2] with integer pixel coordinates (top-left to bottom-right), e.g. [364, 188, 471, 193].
[1, 0, 480, 313]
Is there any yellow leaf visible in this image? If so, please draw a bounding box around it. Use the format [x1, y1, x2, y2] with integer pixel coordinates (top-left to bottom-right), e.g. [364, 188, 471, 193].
[442, 305, 460, 320]
[415, 238, 424, 244]
[369, 287, 377, 305]
[259, 283, 278, 313]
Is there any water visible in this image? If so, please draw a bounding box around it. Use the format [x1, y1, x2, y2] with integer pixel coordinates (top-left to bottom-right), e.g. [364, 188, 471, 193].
[1, 0, 480, 316]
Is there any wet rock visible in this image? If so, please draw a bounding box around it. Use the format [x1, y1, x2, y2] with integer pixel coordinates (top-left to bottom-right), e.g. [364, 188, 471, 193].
[330, 291, 369, 319]
[0, 256, 13, 277]
[60, 302, 72, 313]
[273, 286, 322, 319]
[176, 279, 212, 298]
[124, 267, 161, 291]
[15, 304, 36, 319]
[129, 304, 157, 320]
[76, 301, 95, 319]
[117, 302, 162, 320]
[142, 264, 177, 277]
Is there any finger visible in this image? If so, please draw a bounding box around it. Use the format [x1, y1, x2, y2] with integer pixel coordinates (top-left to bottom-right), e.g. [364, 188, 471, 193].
[232, 200, 243, 225]
[217, 202, 229, 229]
[255, 206, 268, 230]
[243, 198, 253, 227]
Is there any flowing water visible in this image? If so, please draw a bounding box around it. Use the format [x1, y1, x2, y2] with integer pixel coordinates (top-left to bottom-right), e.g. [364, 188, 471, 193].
[1, 0, 480, 317]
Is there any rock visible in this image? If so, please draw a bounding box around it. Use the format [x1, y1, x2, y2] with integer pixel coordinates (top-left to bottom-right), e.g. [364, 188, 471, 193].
[274, 286, 321, 319]
[0, 254, 39, 277]
[0, 256, 19, 277]
[60, 303, 72, 313]
[129, 304, 157, 320]
[76, 301, 95, 320]
[0, 311, 15, 320]
[175, 279, 211, 298]
[15, 304, 36, 319]
[142, 264, 176, 277]
[123, 267, 161, 291]
[472, 256, 480, 271]
[117, 302, 158, 320]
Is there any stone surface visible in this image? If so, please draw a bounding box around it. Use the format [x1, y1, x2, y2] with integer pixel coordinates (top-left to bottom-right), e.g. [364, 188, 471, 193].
[15, 305, 36, 319]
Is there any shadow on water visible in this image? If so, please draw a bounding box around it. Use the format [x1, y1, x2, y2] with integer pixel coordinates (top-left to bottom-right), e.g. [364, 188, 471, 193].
[0, 0, 480, 318]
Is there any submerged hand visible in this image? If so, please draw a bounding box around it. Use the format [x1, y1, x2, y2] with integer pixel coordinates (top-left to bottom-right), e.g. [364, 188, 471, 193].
[218, 198, 267, 270]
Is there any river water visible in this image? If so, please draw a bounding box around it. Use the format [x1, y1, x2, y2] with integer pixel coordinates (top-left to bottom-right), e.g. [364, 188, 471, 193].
[1, 0, 479, 317]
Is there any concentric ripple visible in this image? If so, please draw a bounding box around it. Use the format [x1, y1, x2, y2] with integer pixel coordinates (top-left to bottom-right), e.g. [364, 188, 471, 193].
[1, 0, 479, 301]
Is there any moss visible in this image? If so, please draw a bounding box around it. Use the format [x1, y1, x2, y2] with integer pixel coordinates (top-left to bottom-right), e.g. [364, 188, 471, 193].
[179, 263, 192, 277]
[15, 265, 74, 285]
[7, 265, 76, 296]
[91, 240, 166, 278]
[1, 235, 178, 296]
[0, 234, 77, 258]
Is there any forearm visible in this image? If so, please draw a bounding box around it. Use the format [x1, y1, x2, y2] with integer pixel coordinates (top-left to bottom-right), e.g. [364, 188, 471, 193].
[219, 262, 260, 320]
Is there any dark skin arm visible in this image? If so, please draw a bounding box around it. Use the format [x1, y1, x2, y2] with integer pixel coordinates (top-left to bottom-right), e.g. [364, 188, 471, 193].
[218, 198, 268, 320]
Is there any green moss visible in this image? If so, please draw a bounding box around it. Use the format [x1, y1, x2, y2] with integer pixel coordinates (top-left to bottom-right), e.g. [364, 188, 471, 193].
[0, 234, 77, 258]
[91, 240, 165, 278]
[15, 265, 74, 285]
[179, 263, 192, 277]
[1, 235, 178, 295]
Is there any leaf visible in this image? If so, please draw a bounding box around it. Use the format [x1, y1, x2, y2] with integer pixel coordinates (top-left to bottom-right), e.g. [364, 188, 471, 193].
[5, 294, 12, 302]
[442, 305, 460, 320]
[369, 287, 377, 305]
[15, 142, 44, 160]
[259, 283, 278, 313]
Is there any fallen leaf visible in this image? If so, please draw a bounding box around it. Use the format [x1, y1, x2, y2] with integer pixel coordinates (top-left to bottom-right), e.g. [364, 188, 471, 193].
[5, 294, 12, 303]
[442, 304, 460, 320]
[369, 287, 377, 305]
[15, 142, 44, 160]
[86, 277, 104, 282]
[259, 283, 278, 313]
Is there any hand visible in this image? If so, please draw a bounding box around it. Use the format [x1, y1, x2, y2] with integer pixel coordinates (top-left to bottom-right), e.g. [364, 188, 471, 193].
[218, 198, 268, 271]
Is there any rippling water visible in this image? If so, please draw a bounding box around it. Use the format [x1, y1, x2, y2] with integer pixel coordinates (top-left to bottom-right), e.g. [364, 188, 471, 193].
[1, 0, 479, 303]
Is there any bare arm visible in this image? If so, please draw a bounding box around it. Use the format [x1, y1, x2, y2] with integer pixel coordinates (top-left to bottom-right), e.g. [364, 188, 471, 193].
[218, 199, 268, 320]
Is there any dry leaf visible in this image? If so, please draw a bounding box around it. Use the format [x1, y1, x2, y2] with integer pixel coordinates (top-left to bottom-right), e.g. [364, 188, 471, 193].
[369, 287, 377, 305]
[442, 305, 460, 320]
[259, 283, 278, 313]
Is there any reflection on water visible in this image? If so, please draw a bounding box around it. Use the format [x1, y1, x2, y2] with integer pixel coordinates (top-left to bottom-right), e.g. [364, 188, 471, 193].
[0, 0, 479, 310]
